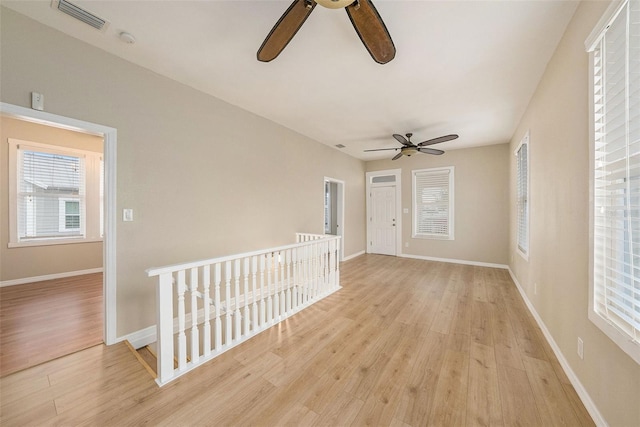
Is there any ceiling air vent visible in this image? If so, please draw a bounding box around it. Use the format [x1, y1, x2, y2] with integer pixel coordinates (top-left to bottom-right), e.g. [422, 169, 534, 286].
[52, 0, 109, 31]
[335, 144, 346, 149]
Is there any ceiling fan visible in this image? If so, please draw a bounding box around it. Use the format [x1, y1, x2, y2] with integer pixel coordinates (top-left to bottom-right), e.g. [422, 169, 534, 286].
[365, 133, 459, 160]
[257, 0, 395, 64]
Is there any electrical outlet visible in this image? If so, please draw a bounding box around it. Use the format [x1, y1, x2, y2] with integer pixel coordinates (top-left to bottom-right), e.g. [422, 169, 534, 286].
[534, 283, 538, 295]
[405, 242, 409, 248]
[577, 337, 584, 359]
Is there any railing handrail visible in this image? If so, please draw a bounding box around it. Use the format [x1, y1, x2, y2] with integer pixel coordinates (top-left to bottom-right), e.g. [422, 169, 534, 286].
[147, 234, 337, 278]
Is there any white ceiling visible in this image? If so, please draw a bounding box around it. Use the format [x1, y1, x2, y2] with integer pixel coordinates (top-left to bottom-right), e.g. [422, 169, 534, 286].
[2, 0, 579, 160]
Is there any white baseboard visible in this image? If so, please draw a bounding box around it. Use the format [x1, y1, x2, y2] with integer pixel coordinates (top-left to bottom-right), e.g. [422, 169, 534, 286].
[343, 250, 365, 262]
[0, 267, 104, 287]
[507, 268, 607, 427]
[119, 325, 157, 350]
[400, 253, 508, 269]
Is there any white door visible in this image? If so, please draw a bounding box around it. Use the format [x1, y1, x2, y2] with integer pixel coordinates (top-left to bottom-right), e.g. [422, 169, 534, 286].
[369, 186, 396, 255]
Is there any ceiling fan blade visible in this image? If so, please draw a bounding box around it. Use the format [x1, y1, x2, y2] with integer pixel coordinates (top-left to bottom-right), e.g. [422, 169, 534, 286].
[345, 0, 395, 64]
[257, 0, 316, 62]
[392, 152, 404, 160]
[392, 134, 410, 146]
[364, 148, 399, 152]
[418, 147, 445, 155]
[417, 134, 459, 147]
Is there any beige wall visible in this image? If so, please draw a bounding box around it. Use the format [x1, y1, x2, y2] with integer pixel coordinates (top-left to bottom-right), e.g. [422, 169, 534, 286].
[0, 117, 103, 281]
[367, 143, 510, 266]
[0, 7, 366, 336]
[509, 1, 640, 426]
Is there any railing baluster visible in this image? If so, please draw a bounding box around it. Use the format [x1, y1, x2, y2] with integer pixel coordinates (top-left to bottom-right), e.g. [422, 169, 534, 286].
[285, 249, 292, 314]
[251, 256, 258, 332]
[225, 261, 232, 347]
[280, 251, 286, 315]
[243, 258, 250, 336]
[336, 237, 341, 288]
[177, 270, 187, 370]
[189, 267, 200, 363]
[203, 265, 211, 357]
[266, 252, 273, 324]
[214, 263, 222, 351]
[260, 255, 266, 327]
[273, 251, 280, 320]
[292, 248, 299, 310]
[234, 259, 242, 341]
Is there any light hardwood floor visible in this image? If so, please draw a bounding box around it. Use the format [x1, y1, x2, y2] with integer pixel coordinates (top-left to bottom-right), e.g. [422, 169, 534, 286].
[0, 273, 103, 377]
[0, 256, 594, 426]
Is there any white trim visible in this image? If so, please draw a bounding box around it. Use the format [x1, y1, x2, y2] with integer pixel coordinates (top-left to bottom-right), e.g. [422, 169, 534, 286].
[0, 267, 104, 287]
[507, 269, 608, 427]
[1, 102, 118, 345]
[515, 131, 530, 260]
[584, 0, 627, 51]
[399, 253, 508, 270]
[120, 325, 157, 350]
[8, 237, 103, 248]
[323, 177, 346, 261]
[343, 250, 365, 262]
[366, 169, 402, 256]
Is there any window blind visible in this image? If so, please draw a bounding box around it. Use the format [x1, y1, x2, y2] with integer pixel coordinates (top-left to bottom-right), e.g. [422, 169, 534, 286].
[413, 167, 453, 239]
[17, 146, 86, 240]
[592, 0, 640, 344]
[516, 137, 529, 255]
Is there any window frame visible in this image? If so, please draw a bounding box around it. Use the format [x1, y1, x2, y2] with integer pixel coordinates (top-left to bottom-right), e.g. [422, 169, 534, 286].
[7, 138, 103, 248]
[412, 166, 455, 240]
[586, 0, 640, 364]
[515, 132, 530, 260]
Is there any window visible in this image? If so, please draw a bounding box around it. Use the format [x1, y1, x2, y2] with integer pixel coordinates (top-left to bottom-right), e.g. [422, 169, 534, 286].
[8, 139, 103, 246]
[587, 0, 640, 363]
[516, 132, 530, 258]
[412, 167, 454, 240]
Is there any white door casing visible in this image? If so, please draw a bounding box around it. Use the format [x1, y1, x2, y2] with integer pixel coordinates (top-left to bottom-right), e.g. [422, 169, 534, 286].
[366, 169, 402, 256]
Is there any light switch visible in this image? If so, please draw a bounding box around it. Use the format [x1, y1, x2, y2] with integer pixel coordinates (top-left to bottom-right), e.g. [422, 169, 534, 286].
[403, 208, 409, 214]
[31, 92, 44, 111]
[123, 208, 133, 222]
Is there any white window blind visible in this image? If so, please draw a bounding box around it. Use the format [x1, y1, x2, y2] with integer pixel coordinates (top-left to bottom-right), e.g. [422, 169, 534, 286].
[516, 133, 529, 257]
[17, 147, 86, 240]
[591, 0, 640, 354]
[412, 167, 454, 240]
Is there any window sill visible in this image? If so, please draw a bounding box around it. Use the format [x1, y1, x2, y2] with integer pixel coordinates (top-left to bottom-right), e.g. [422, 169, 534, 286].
[588, 309, 640, 365]
[517, 247, 529, 261]
[8, 237, 103, 249]
[412, 234, 454, 241]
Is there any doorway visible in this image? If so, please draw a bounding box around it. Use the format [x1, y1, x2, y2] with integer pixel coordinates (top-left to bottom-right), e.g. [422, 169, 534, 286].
[1, 102, 117, 345]
[366, 169, 402, 256]
[324, 177, 345, 260]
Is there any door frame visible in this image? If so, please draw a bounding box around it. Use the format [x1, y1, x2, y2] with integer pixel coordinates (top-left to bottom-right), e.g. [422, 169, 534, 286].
[1, 102, 118, 345]
[323, 176, 345, 261]
[366, 169, 402, 256]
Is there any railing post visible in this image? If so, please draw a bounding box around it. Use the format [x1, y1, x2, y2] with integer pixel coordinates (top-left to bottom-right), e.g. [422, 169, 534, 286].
[273, 251, 280, 320]
[156, 272, 175, 384]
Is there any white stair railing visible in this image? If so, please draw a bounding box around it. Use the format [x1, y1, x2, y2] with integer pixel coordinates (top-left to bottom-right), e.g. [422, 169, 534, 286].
[146, 234, 341, 386]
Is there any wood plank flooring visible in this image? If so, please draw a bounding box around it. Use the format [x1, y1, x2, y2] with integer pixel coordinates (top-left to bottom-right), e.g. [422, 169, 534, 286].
[0, 256, 594, 426]
[0, 273, 103, 377]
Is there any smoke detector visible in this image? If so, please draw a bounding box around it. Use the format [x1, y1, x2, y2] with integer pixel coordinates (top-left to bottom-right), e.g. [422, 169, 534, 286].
[51, 0, 110, 32]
